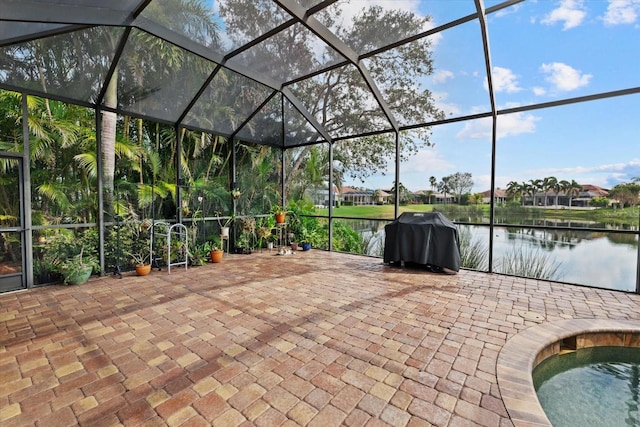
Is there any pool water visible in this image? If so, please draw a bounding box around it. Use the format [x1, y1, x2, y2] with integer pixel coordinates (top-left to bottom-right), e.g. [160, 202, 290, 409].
[533, 346, 640, 427]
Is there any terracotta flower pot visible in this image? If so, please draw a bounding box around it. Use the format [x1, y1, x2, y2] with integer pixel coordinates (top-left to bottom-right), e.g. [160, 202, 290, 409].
[210, 249, 224, 263]
[275, 212, 286, 224]
[135, 264, 151, 276]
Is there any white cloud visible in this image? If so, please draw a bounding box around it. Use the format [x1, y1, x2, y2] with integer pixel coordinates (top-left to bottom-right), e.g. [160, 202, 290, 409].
[456, 112, 539, 140]
[532, 86, 547, 96]
[540, 62, 592, 92]
[400, 149, 454, 174]
[602, 0, 640, 25]
[334, 0, 435, 32]
[531, 158, 640, 187]
[541, 0, 587, 30]
[473, 174, 494, 192]
[432, 69, 454, 84]
[488, 66, 522, 93]
[494, 3, 523, 18]
[432, 91, 461, 117]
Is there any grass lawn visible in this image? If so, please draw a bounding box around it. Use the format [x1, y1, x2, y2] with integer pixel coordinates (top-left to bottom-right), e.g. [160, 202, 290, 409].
[314, 203, 638, 225]
[315, 204, 434, 219]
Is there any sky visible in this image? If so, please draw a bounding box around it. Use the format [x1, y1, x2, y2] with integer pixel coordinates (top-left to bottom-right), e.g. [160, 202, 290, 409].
[336, 0, 640, 193]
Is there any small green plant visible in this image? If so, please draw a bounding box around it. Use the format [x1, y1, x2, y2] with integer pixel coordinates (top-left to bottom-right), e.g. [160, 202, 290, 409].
[270, 204, 288, 215]
[43, 231, 99, 284]
[57, 246, 99, 285]
[496, 244, 563, 280]
[458, 226, 489, 270]
[208, 235, 223, 251]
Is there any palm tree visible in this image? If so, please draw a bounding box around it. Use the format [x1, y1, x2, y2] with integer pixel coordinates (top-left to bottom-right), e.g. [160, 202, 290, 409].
[100, 1, 220, 200]
[566, 180, 582, 208]
[438, 179, 451, 204]
[558, 180, 570, 207]
[550, 177, 562, 208]
[391, 181, 410, 204]
[542, 176, 557, 207]
[506, 181, 522, 205]
[529, 179, 542, 206]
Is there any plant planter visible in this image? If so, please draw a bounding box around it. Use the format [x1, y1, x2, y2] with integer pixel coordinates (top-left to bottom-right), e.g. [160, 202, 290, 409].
[301, 242, 311, 251]
[135, 264, 151, 276]
[221, 227, 230, 238]
[64, 265, 93, 285]
[275, 212, 286, 224]
[210, 249, 224, 263]
[290, 242, 299, 251]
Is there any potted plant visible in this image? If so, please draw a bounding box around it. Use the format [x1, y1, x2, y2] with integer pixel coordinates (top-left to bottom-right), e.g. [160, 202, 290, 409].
[235, 232, 252, 254]
[43, 231, 98, 285]
[207, 237, 224, 263]
[299, 224, 320, 251]
[129, 252, 151, 276]
[216, 211, 234, 238]
[271, 204, 288, 224]
[123, 214, 152, 274]
[57, 246, 99, 285]
[266, 233, 278, 250]
[256, 216, 275, 249]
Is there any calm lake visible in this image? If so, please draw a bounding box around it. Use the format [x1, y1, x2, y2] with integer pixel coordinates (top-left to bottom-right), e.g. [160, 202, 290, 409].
[352, 219, 638, 292]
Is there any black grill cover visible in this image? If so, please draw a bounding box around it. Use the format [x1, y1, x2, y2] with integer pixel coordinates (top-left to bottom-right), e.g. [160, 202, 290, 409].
[384, 212, 461, 272]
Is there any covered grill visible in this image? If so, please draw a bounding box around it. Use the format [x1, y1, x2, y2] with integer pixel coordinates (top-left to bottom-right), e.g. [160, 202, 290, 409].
[384, 212, 461, 273]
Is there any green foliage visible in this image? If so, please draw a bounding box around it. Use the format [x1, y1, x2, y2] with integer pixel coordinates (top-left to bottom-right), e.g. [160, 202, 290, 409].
[440, 172, 473, 203]
[497, 245, 563, 281]
[458, 227, 488, 270]
[330, 221, 362, 253]
[589, 196, 610, 208]
[43, 230, 99, 284]
[609, 182, 640, 208]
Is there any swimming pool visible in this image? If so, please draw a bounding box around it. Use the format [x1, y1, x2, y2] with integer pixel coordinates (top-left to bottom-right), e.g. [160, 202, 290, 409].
[496, 319, 640, 427]
[533, 346, 640, 427]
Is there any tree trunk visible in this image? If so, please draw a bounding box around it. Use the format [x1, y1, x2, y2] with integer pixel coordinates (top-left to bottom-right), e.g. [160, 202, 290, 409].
[101, 68, 118, 200]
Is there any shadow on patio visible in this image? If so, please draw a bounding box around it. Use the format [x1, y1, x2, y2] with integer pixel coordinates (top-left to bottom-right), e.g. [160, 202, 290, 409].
[1, 250, 639, 426]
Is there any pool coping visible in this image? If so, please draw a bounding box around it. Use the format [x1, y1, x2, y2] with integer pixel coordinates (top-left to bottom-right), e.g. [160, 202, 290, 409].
[496, 318, 640, 427]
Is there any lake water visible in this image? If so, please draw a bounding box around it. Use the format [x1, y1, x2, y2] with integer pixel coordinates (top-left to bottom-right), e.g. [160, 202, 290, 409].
[347, 219, 638, 292]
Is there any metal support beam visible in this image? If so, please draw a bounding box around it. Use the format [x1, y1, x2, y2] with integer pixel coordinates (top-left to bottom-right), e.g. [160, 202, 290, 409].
[272, 0, 399, 132]
[22, 94, 34, 288]
[475, 0, 497, 273]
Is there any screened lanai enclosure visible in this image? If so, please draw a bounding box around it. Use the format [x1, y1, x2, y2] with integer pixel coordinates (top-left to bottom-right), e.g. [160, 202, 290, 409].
[0, 0, 638, 294]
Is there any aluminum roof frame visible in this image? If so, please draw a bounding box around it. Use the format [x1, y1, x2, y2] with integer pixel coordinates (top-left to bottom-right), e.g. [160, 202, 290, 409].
[0, 0, 494, 149]
[2, 0, 637, 148]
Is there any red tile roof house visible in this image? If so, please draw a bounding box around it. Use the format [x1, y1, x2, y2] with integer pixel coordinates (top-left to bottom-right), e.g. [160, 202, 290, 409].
[480, 188, 508, 204]
[339, 187, 391, 205]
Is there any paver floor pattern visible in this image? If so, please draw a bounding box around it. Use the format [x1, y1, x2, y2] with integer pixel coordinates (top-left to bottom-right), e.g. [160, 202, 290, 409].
[1, 251, 639, 426]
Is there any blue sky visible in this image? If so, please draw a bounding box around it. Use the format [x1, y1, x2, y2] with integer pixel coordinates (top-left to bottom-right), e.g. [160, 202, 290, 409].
[338, 0, 640, 193]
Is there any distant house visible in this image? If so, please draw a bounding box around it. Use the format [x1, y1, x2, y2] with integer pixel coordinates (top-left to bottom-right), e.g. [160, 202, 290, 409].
[305, 182, 340, 207]
[373, 189, 391, 204]
[572, 184, 610, 207]
[433, 192, 454, 204]
[340, 187, 375, 205]
[519, 184, 609, 207]
[412, 189, 434, 204]
[480, 189, 508, 204]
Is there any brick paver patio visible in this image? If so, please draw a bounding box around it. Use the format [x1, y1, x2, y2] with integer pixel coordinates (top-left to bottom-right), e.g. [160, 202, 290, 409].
[1, 250, 639, 426]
